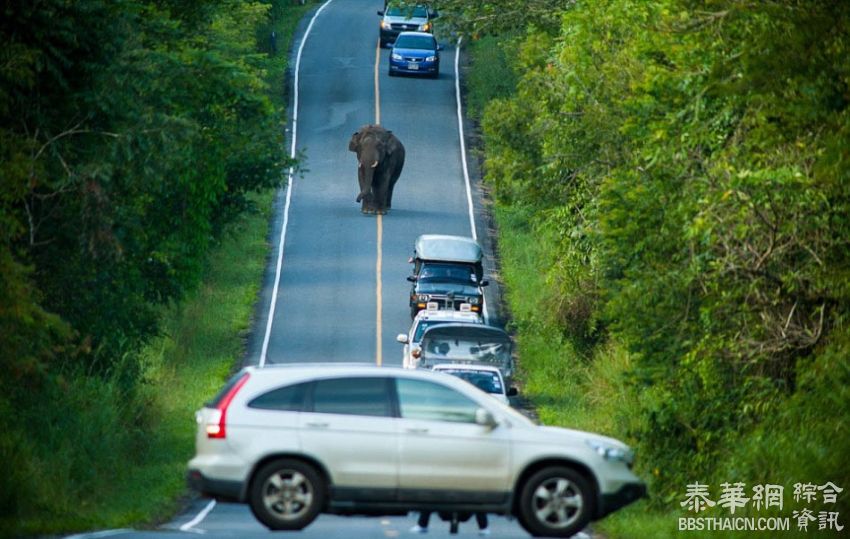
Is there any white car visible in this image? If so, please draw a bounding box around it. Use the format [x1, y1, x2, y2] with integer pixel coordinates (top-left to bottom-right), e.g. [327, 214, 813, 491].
[431, 363, 516, 405]
[397, 307, 483, 369]
[187, 364, 646, 537]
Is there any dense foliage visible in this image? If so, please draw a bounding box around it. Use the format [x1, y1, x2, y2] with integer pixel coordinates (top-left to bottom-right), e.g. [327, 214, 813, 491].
[0, 0, 297, 532]
[465, 0, 850, 514]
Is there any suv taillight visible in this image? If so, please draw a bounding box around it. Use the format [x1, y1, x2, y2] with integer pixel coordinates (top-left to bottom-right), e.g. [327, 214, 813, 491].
[207, 372, 250, 439]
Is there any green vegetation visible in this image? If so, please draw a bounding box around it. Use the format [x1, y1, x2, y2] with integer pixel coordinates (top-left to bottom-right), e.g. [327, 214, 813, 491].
[0, 1, 313, 535]
[461, 1, 850, 536]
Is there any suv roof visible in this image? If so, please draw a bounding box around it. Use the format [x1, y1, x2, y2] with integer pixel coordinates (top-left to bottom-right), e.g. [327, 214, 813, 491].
[415, 234, 482, 263]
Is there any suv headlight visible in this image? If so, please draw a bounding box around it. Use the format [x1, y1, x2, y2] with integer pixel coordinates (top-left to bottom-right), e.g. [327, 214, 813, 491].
[381, 21, 392, 30]
[417, 294, 430, 302]
[586, 439, 634, 465]
[467, 296, 480, 305]
[420, 22, 432, 32]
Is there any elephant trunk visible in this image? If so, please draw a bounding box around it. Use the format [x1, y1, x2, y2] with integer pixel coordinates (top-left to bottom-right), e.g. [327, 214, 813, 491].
[357, 160, 379, 201]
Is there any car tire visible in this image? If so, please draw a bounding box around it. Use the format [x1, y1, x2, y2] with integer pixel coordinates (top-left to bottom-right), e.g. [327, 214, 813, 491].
[517, 466, 595, 538]
[389, 69, 395, 77]
[410, 305, 419, 319]
[249, 459, 326, 531]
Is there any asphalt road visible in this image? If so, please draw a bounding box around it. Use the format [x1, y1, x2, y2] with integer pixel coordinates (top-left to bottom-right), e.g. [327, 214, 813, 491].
[64, 1, 565, 538]
[249, 0, 487, 369]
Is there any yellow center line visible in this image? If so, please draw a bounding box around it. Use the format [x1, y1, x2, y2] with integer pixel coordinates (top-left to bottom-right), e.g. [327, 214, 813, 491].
[374, 39, 383, 367]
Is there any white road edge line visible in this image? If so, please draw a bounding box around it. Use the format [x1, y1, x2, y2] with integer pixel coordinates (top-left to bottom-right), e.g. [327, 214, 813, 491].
[189, 0, 335, 533]
[64, 529, 132, 539]
[259, 0, 336, 368]
[454, 37, 489, 322]
[179, 499, 216, 533]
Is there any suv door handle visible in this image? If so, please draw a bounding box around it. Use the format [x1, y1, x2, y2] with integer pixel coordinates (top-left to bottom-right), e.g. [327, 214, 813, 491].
[306, 422, 329, 428]
[406, 428, 429, 434]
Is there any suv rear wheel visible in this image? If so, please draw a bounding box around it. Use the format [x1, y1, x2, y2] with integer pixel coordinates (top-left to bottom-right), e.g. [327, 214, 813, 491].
[249, 459, 325, 530]
[517, 466, 595, 537]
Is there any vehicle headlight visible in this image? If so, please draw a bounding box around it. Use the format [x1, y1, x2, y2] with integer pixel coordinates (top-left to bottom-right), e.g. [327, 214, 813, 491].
[417, 294, 430, 302]
[586, 440, 634, 465]
[425, 55, 437, 62]
[467, 296, 480, 305]
[381, 21, 392, 30]
[420, 22, 432, 32]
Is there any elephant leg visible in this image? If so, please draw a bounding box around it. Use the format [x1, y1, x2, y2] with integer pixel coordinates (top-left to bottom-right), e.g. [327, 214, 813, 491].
[372, 177, 389, 215]
[386, 153, 404, 209]
[386, 176, 398, 209]
[357, 169, 375, 213]
[361, 193, 376, 214]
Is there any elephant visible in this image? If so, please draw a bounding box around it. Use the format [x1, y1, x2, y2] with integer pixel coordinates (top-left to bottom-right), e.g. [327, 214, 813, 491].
[348, 124, 405, 215]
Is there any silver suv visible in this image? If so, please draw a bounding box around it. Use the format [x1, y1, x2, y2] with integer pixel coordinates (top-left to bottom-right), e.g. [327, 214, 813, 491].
[378, 3, 438, 47]
[397, 306, 483, 369]
[187, 364, 645, 537]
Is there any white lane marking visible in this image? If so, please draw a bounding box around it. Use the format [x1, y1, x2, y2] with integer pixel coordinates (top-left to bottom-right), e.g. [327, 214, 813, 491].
[454, 37, 489, 322]
[64, 530, 131, 539]
[375, 40, 383, 367]
[259, 0, 336, 367]
[198, 0, 334, 532]
[179, 499, 216, 533]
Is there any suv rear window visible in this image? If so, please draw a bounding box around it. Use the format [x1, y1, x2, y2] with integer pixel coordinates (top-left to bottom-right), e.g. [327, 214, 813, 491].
[248, 381, 309, 411]
[311, 377, 393, 417]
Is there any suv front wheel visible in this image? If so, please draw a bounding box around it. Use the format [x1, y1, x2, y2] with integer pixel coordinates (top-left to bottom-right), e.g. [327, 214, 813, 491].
[249, 459, 326, 530]
[517, 466, 595, 537]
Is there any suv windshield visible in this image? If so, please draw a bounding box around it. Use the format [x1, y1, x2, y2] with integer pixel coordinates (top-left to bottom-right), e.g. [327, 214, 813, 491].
[386, 5, 429, 18]
[394, 34, 436, 50]
[418, 263, 475, 283]
[413, 319, 473, 342]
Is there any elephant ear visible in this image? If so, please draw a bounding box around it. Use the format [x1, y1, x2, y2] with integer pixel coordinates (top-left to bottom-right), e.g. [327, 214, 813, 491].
[348, 131, 360, 152]
[385, 132, 403, 156]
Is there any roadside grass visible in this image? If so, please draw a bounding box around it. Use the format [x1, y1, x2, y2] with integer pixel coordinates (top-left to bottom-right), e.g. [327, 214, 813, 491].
[463, 35, 518, 122]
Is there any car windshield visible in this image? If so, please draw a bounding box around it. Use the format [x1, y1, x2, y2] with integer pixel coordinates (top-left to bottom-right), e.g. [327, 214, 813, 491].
[394, 34, 436, 50]
[441, 370, 503, 394]
[386, 5, 429, 18]
[418, 263, 475, 283]
[413, 320, 471, 342]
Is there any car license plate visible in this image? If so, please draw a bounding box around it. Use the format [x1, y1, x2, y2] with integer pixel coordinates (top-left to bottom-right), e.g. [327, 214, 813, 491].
[408, 63, 419, 70]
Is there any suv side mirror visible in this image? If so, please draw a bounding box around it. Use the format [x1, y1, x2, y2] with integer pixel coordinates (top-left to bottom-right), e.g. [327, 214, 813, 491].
[377, 10, 384, 15]
[507, 387, 519, 397]
[475, 408, 498, 429]
[480, 280, 489, 287]
[430, 10, 439, 18]
[407, 275, 416, 282]
[396, 334, 409, 344]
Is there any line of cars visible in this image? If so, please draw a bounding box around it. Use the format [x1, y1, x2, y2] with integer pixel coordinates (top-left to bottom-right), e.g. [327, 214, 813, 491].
[398, 234, 517, 405]
[378, 3, 442, 77]
[185, 233, 645, 537]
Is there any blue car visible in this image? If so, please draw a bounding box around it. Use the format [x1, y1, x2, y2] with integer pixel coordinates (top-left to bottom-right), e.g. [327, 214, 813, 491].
[388, 31, 441, 78]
